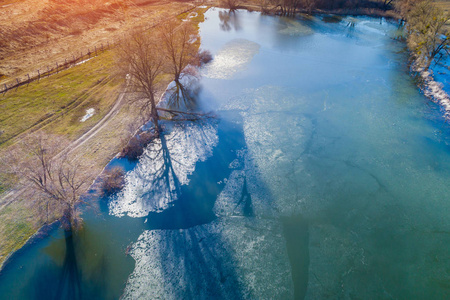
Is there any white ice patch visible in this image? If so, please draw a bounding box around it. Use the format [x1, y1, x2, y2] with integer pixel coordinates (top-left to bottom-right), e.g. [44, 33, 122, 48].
[121, 218, 293, 299]
[202, 39, 260, 79]
[219, 86, 314, 215]
[109, 121, 219, 217]
[420, 68, 450, 118]
[214, 148, 276, 218]
[80, 108, 95, 122]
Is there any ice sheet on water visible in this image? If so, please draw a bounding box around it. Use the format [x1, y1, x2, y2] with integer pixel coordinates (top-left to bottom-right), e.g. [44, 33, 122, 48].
[214, 170, 246, 217]
[109, 120, 218, 217]
[214, 149, 275, 218]
[220, 86, 317, 215]
[202, 39, 260, 79]
[121, 218, 293, 299]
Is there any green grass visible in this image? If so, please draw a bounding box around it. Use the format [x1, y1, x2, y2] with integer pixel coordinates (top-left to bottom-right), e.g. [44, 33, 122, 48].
[0, 50, 123, 147]
[0, 204, 36, 267]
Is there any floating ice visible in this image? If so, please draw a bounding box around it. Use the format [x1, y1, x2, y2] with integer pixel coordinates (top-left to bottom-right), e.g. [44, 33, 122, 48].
[219, 86, 314, 215]
[202, 39, 260, 79]
[420, 69, 450, 118]
[109, 120, 219, 217]
[121, 218, 293, 299]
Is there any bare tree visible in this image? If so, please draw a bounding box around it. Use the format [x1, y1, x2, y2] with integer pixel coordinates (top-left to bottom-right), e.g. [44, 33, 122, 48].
[395, 0, 421, 22]
[405, 0, 450, 70]
[160, 19, 199, 84]
[272, 0, 302, 16]
[116, 29, 165, 134]
[116, 23, 215, 161]
[3, 132, 88, 231]
[220, 0, 240, 11]
[160, 19, 202, 109]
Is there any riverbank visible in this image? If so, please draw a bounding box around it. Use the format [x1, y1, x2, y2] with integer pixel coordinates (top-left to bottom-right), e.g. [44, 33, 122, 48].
[0, 1, 207, 269]
[214, 0, 399, 19]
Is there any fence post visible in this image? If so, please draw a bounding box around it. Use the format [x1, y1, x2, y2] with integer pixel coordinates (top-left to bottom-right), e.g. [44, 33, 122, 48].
[16, 78, 19, 85]
[38, 69, 40, 81]
[56, 62, 59, 74]
[4, 84, 7, 92]
[47, 66, 50, 77]
[27, 74, 30, 85]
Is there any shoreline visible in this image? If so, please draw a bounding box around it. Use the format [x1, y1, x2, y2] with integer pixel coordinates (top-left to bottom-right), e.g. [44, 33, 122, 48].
[0, 2, 201, 268]
[3, 3, 437, 274]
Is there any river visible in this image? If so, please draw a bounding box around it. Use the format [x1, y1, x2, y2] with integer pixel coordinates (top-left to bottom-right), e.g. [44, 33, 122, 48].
[0, 8, 449, 299]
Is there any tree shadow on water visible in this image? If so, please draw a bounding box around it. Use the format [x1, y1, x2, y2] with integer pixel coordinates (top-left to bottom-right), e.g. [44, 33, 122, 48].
[219, 10, 241, 32]
[165, 78, 202, 112]
[121, 116, 249, 298]
[32, 229, 109, 300]
[53, 231, 81, 300]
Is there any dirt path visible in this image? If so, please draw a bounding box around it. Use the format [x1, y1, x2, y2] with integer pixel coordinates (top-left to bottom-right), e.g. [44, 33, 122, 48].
[0, 80, 128, 208]
[65, 82, 129, 156]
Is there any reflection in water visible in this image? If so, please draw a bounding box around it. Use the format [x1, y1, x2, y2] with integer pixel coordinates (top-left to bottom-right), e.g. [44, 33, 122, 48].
[109, 120, 219, 217]
[165, 77, 201, 111]
[32, 232, 83, 300]
[219, 10, 241, 32]
[31, 229, 111, 300]
[54, 232, 81, 300]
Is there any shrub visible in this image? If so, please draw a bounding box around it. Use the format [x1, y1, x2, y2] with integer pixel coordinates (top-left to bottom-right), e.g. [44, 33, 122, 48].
[101, 166, 125, 195]
[196, 50, 213, 66]
[119, 130, 156, 160]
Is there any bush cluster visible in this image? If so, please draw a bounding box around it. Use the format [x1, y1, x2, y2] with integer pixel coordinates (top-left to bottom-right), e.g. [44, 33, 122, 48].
[119, 130, 156, 160]
[101, 166, 125, 195]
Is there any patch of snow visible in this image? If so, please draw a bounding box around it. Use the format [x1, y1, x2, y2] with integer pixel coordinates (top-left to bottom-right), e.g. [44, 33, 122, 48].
[80, 108, 95, 122]
[75, 57, 93, 66]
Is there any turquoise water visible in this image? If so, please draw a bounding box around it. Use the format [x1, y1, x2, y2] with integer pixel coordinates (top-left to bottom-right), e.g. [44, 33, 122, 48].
[1, 9, 450, 299]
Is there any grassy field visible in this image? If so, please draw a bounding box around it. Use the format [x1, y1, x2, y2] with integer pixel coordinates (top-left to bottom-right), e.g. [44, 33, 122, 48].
[0, 48, 123, 265]
[0, 50, 121, 148]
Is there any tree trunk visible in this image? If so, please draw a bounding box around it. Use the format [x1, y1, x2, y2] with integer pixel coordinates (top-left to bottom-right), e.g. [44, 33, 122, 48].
[150, 94, 160, 135]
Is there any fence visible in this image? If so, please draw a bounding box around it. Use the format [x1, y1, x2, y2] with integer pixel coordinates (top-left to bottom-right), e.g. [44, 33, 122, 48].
[1, 41, 112, 95]
[0, 4, 198, 95]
